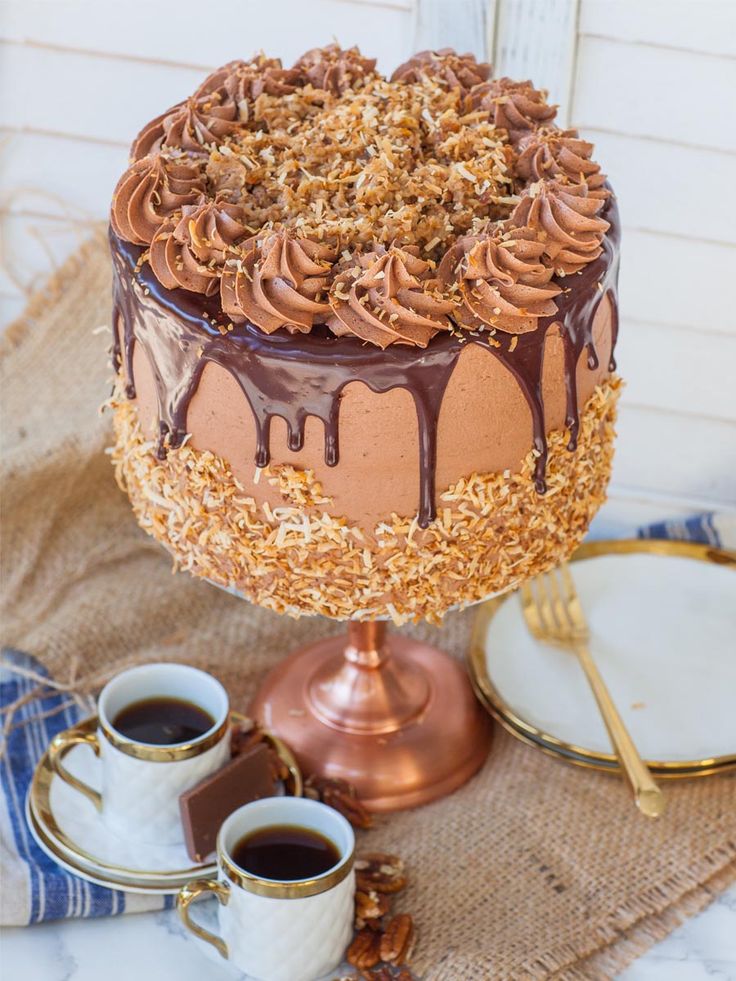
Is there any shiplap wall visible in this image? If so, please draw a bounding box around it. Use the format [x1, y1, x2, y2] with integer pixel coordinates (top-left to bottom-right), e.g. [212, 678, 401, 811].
[491, 0, 736, 522]
[2, 0, 734, 521]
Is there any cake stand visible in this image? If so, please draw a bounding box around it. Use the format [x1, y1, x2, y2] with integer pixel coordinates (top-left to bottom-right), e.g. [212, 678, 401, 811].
[250, 618, 492, 811]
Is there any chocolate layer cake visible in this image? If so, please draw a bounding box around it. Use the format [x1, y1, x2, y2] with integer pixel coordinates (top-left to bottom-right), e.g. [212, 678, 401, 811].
[109, 46, 620, 623]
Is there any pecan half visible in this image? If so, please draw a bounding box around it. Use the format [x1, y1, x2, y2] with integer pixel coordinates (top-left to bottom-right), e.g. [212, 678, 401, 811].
[347, 928, 383, 970]
[231, 720, 288, 783]
[355, 887, 392, 928]
[380, 914, 416, 965]
[355, 853, 407, 894]
[305, 775, 373, 829]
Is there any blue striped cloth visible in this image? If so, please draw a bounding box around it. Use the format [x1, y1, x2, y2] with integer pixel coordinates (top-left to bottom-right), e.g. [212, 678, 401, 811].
[0, 512, 731, 926]
[0, 649, 173, 925]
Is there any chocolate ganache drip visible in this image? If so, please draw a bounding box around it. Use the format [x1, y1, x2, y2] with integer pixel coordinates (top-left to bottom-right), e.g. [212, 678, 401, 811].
[110, 194, 619, 528]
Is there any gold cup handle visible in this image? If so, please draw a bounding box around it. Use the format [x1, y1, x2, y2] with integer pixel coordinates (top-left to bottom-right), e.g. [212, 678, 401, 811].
[177, 878, 231, 959]
[48, 730, 102, 811]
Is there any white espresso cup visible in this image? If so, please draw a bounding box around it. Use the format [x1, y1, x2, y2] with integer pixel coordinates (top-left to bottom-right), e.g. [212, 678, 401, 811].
[177, 797, 355, 981]
[48, 663, 230, 845]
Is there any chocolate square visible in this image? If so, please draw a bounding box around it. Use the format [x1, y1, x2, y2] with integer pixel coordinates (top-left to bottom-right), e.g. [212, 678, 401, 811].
[179, 742, 275, 863]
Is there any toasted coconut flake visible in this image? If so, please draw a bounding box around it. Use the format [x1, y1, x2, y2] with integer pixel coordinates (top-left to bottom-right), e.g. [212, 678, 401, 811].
[111, 379, 619, 623]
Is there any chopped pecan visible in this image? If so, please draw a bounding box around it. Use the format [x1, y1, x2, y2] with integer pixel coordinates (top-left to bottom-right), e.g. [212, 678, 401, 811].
[229, 718, 256, 755]
[231, 720, 289, 785]
[305, 774, 373, 829]
[355, 887, 391, 928]
[380, 913, 415, 965]
[355, 853, 407, 894]
[347, 928, 383, 971]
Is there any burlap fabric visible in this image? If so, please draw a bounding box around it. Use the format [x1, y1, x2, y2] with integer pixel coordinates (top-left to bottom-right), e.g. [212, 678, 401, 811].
[2, 235, 735, 980]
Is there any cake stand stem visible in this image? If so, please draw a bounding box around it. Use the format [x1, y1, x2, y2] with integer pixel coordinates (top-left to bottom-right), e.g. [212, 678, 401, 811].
[250, 620, 492, 812]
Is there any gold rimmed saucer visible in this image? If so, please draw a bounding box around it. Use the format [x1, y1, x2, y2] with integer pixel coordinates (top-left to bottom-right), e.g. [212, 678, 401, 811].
[27, 712, 302, 893]
[468, 539, 736, 779]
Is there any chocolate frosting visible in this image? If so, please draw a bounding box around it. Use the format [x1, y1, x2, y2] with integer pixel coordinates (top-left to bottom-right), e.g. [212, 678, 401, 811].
[149, 201, 250, 295]
[439, 229, 561, 334]
[509, 181, 610, 275]
[391, 48, 491, 93]
[110, 154, 206, 246]
[196, 56, 301, 106]
[131, 94, 239, 160]
[110, 191, 619, 527]
[294, 44, 377, 95]
[328, 246, 455, 348]
[469, 78, 557, 142]
[112, 48, 614, 353]
[221, 231, 334, 333]
[516, 128, 608, 197]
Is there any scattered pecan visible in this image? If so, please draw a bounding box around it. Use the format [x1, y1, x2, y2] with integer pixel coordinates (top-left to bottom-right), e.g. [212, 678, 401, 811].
[380, 914, 415, 965]
[231, 720, 289, 785]
[305, 774, 373, 829]
[229, 718, 256, 756]
[355, 887, 392, 928]
[355, 853, 407, 894]
[347, 928, 383, 971]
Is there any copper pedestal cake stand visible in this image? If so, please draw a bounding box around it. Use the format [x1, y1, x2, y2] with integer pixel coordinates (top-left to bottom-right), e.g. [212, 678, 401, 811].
[250, 621, 492, 811]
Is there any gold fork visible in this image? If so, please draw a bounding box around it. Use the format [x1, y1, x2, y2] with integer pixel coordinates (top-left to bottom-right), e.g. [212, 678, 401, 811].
[520, 564, 665, 818]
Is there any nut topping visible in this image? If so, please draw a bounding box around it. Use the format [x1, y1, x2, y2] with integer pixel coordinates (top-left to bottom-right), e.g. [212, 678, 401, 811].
[355, 888, 392, 929]
[347, 928, 383, 971]
[380, 914, 416, 965]
[355, 853, 407, 894]
[305, 774, 373, 829]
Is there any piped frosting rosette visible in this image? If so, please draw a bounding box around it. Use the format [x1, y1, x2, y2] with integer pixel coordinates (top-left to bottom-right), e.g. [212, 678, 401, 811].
[111, 45, 613, 347]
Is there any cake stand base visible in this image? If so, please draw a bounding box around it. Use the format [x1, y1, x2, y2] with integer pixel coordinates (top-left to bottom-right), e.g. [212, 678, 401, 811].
[249, 622, 493, 812]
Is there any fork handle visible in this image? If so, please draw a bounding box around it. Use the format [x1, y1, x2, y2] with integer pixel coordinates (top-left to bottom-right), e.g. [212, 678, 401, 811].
[573, 641, 665, 818]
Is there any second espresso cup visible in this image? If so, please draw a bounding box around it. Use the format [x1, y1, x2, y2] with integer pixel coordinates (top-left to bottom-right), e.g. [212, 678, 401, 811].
[48, 662, 230, 845]
[178, 797, 355, 981]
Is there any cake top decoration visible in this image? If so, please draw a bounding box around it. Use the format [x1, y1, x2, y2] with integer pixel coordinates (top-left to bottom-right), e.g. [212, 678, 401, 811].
[111, 46, 611, 348]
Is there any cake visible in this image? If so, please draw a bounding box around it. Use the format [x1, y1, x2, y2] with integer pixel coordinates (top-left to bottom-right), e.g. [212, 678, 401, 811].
[109, 46, 620, 624]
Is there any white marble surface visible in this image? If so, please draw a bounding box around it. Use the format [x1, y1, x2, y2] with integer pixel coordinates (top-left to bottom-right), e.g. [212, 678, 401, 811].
[1, 884, 734, 980]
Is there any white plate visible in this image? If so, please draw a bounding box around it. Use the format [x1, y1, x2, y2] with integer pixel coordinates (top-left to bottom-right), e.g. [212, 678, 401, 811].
[470, 543, 736, 769]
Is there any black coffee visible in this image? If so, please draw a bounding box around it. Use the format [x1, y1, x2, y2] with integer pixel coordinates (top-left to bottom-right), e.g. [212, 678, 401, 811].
[231, 825, 340, 881]
[112, 697, 214, 745]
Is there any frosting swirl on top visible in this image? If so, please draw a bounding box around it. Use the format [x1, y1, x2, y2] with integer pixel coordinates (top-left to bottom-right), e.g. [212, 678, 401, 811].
[516, 128, 608, 197]
[149, 201, 250, 295]
[110, 154, 206, 246]
[294, 44, 377, 95]
[391, 49, 491, 93]
[328, 246, 454, 348]
[112, 46, 614, 348]
[195, 55, 301, 104]
[221, 231, 335, 333]
[469, 78, 557, 142]
[131, 94, 239, 160]
[509, 180, 610, 275]
[439, 229, 561, 334]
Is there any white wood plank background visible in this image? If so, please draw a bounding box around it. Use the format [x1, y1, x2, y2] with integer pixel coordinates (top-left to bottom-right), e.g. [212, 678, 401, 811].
[1, 0, 735, 518]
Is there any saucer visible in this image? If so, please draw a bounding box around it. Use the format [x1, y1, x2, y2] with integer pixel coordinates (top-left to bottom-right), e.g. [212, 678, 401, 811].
[468, 539, 736, 777]
[27, 713, 302, 893]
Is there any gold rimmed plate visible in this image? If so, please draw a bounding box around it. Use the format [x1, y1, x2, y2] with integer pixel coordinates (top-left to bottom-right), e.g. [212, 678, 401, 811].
[27, 712, 302, 894]
[468, 539, 736, 778]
